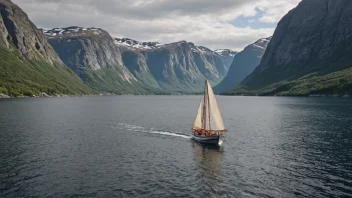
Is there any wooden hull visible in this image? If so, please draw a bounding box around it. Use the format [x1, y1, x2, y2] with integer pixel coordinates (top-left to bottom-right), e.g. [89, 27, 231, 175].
[192, 134, 223, 145]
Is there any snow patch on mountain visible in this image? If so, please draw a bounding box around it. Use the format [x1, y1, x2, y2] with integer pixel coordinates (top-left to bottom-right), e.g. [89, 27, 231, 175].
[214, 49, 238, 57]
[114, 38, 164, 49]
[189, 44, 217, 55]
[43, 27, 104, 37]
[114, 38, 224, 57]
[251, 37, 272, 50]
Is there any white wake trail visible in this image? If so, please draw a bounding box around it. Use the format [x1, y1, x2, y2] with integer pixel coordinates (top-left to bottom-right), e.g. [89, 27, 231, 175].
[117, 123, 191, 139]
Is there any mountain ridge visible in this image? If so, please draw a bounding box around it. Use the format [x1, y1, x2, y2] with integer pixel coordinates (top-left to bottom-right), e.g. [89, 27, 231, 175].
[224, 0, 352, 96]
[214, 37, 271, 94]
[44, 26, 234, 93]
[45, 27, 152, 95]
[117, 39, 232, 92]
[242, 0, 352, 89]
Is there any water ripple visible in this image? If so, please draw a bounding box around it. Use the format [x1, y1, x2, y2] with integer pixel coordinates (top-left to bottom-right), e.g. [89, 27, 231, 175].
[1, 96, 352, 197]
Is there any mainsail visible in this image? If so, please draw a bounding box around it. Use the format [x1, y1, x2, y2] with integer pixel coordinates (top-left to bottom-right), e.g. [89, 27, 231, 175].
[193, 79, 226, 132]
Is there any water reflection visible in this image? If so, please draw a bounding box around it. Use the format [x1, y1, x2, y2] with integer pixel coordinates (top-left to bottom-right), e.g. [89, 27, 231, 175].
[192, 140, 224, 197]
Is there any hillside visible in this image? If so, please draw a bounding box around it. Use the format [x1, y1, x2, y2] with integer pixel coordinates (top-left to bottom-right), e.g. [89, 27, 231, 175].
[45, 27, 151, 94]
[224, 67, 352, 96]
[0, 0, 96, 97]
[230, 0, 352, 96]
[115, 38, 233, 93]
[214, 37, 271, 94]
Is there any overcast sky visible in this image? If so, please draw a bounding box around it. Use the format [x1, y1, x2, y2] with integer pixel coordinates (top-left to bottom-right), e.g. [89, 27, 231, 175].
[13, 0, 301, 51]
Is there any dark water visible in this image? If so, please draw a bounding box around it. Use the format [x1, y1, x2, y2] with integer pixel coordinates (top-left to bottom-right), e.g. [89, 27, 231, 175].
[0, 96, 352, 198]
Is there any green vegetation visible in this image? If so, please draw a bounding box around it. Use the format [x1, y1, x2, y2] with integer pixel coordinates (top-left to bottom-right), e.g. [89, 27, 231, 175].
[0, 47, 97, 97]
[223, 67, 352, 97]
[71, 63, 210, 95]
[72, 67, 148, 95]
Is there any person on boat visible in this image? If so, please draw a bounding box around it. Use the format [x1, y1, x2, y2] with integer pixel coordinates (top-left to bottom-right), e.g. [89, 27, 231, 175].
[194, 129, 202, 136]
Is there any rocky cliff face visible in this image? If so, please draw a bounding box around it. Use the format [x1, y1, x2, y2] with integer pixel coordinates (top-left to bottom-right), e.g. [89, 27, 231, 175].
[115, 38, 232, 93]
[46, 28, 232, 94]
[0, 0, 62, 64]
[45, 27, 148, 94]
[214, 49, 237, 71]
[242, 0, 352, 90]
[214, 37, 271, 93]
[0, 0, 94, 97]
[118, 40, 205, 92]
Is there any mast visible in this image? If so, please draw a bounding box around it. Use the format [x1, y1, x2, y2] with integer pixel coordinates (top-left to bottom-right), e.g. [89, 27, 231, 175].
[202, 78, 207, 132]
[207, 80, 211, 132]
[193, 76, 226, 133]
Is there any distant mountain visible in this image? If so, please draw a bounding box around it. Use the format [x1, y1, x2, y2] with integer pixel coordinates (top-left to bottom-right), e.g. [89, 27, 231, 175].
[44, 27, 151, 94]
[115, 38, 233, 93]
[114, 38, 163, 49]
[0, 0, 95, 97]
[42, 26, 234, 94]
[214, 37, 271, 94]
[214, 49, 237, 72]
[214, 49, 237, 57]
[226, 0, 352, 96]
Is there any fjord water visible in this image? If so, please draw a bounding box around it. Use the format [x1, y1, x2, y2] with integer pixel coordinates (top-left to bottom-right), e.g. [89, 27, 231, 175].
[0, 96, 351, 197]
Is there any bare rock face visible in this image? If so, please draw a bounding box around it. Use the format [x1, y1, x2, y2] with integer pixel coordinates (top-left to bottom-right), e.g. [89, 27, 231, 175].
[243, 0, 352, 89]
[0, 0, 62, 64]
[45, 27, 147, 94]
[0, 0, 94, 97]
[43, 23, 234, 94]
[46, 26, 233, 93]
[214, 37, 271, 93]
[115, 38, 233, 92]
[214, 49, 237, 72]
[46, 27, 126, 72]
[0, 92, 9, 98]
[118, 40, 206, 92]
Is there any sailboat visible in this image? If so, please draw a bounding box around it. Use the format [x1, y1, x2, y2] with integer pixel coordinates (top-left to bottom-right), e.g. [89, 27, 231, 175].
[192, 78, 227, 145]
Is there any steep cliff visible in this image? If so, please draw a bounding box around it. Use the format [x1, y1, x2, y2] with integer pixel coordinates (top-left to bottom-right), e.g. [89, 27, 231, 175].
[214, 49, 237, 72]
[240, 0, 352, 92]
[115, 38, 232, 93]
[45, 27, 149, 94]
[0, 0, 62, 64]
[0, 0, 95, 97]
[214, 37, 270, 93]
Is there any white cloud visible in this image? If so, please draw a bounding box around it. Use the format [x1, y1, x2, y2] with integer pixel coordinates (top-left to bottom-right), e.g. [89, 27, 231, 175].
[256, 0, 302, 23]
[12, 0, 302, 51]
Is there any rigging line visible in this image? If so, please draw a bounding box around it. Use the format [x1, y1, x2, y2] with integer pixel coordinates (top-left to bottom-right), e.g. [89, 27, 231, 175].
[207, 80, 211, 132]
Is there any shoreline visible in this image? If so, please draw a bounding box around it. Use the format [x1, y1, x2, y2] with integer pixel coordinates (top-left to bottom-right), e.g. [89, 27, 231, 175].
[220, 94, 351, 98]
[0, 93, 204, 99]
[1, 93, 351, 99]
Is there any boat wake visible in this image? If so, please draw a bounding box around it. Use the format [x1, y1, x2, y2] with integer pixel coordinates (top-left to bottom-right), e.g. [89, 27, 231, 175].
[117, 123, 191, 139]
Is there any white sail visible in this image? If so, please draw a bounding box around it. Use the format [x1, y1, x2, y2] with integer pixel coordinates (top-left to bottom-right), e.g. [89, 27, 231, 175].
[204, 88, 211, 130]
[193, 79, 226, 132]
[193, 96, 204, 130]
[206, 81, 226, 131]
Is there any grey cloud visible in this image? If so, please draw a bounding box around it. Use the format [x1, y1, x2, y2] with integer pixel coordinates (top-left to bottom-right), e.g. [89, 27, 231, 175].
[18, 0, 257, 20]
[12, 0, 276, 50]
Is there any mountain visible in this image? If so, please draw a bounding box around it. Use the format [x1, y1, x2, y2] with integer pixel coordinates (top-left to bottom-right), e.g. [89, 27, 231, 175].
[114, 38, 163, 49]
[45, 28, 232, 94]
[44, 27, 151, 94]
[214, 49, 237, 71]
[226, 0, 352, 96]
[214, 37, 271, 94]
[0, 0, 95, 97]
[214, 49, 237, 57]
[115, 38, 233, 93]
